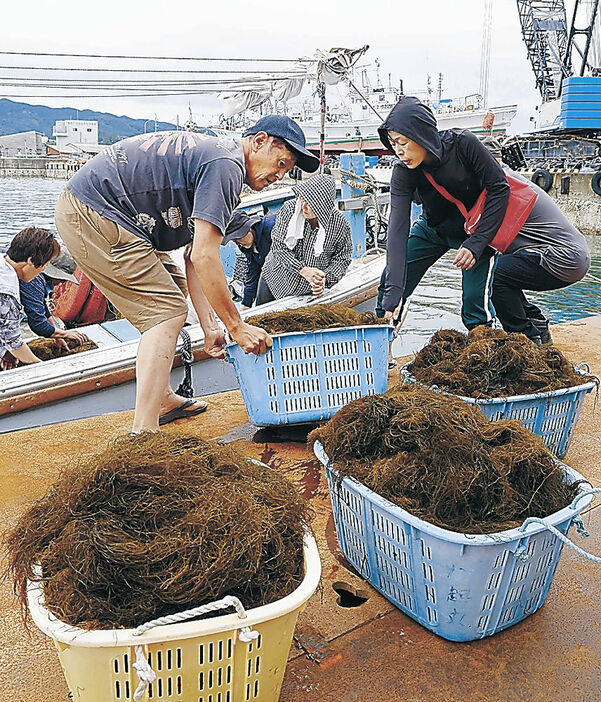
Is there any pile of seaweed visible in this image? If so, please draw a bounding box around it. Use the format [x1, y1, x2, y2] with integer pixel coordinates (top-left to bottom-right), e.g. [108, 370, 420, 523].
[5, 433, 310, 630]
[247, 303, 385, 335]
[406, 326, 585, 398]
[309, 384, 580, 534]
[28, 337, 98, 361]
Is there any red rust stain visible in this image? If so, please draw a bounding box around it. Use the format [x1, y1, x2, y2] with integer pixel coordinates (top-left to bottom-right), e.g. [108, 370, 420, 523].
[259, 444, 277, 466]
[298, 459, 322, 499]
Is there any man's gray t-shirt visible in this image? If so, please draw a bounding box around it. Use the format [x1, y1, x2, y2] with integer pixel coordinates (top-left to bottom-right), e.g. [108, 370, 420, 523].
[506, 174, 590, 283]
[67, 131, 245, 251]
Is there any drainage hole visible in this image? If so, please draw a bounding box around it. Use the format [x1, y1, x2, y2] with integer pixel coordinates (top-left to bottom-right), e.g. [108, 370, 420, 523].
[332, 581, 369, 608]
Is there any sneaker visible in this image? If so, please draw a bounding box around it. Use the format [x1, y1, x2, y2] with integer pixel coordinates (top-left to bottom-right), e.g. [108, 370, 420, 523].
[530, 335, 542, 346]
[539, 328, 553, 344]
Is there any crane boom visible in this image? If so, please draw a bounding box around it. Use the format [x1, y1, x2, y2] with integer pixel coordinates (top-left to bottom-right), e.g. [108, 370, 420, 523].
[516, 0, 571, 100]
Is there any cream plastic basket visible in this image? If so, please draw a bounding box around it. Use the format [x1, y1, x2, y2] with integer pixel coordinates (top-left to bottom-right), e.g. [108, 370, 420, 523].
[27, 532, 320, 702]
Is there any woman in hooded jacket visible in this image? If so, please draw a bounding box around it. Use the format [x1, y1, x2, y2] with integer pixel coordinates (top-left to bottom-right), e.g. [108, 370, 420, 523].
[256, 173, 352, 305]
[377, 96, 590, 343]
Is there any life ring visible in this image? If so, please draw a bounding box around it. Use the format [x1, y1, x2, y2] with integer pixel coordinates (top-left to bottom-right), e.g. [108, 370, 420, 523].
[531, 169, 553, 192]
[591, 171, 601, 196]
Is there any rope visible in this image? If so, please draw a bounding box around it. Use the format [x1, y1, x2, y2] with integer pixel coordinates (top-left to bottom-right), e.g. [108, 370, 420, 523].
[518, 518, 601, 564]
[131, 595, 258, 701]
[175, 328, 194, 399]
[339, 168, 389, 251]
[132, 647, 156, 702]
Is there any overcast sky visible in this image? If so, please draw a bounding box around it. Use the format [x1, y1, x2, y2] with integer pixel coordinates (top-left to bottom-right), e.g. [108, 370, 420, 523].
[1, 0, 547, 134]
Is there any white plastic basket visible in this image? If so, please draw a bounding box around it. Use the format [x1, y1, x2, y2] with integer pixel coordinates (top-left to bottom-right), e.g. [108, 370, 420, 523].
[27, 532, 321, 702]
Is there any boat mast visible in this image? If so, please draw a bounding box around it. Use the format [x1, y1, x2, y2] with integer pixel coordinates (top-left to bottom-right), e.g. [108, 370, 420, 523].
[480, 0, 493, 107]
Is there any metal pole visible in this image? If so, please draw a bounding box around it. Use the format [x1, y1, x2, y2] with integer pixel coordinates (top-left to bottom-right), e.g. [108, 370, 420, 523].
[319, 81, 326, 171]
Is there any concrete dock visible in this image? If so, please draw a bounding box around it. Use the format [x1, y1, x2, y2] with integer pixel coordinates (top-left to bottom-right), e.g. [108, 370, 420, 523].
[1, 316, 599, 702]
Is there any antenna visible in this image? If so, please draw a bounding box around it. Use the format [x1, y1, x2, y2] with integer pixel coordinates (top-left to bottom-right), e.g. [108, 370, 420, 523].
[480, 0, 493, 106]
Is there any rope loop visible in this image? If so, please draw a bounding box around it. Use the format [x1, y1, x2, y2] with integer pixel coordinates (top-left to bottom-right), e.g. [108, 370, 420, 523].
[176, 328, 194, 398]
[131, 595, 259, 699]
[133, 645, 157, 702]
[519, 517, 601, 564]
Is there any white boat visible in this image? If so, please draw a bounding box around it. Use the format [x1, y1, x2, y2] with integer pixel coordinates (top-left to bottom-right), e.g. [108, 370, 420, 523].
[296, 84, 517, 155]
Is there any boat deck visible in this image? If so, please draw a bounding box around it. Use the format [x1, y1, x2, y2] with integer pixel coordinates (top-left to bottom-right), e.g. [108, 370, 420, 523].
[1, 315, 600, 702]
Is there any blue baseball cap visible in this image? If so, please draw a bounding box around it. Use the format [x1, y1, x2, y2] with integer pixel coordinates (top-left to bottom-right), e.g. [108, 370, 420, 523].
[221, 210, 262, 246]
[243, 115, 319, 173]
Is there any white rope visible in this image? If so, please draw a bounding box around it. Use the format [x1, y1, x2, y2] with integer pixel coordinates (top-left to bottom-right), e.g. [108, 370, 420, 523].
[132, 646, 156, 702]
[519, 518, 601, 564]
[131, 596, 258, 700]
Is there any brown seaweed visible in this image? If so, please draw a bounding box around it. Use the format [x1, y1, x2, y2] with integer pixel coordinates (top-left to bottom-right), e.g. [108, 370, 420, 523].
[5, 433, 310, 629]
[247, 303, 386, 335]
[407, 327, 587, 398]
[28, 337, 98, 361]
[309, 384, 580, 534]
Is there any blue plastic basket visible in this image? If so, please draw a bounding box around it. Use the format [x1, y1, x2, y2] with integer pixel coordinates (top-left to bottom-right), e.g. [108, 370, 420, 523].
[226, 325, 393, 426]
[400, 364, 596, 458]
[314, 440, 595, 642]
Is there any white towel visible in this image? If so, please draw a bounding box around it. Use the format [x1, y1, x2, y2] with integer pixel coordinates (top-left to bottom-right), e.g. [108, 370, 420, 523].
[284, 200, 306, 250]
[285, 200, 327, 257]
[313, 224, 326, 257]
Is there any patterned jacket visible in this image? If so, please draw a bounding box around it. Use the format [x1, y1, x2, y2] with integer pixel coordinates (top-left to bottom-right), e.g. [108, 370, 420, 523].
[260, 175, 352, 299]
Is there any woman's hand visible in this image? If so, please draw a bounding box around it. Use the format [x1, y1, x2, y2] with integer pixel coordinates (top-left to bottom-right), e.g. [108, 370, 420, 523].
[453, 247, 476, 270]
[300, 267, 325, 285]
[384, 299, 405, 324]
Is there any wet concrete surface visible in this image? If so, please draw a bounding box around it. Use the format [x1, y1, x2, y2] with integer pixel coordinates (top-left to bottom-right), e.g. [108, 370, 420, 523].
[0, 317, 600, 702]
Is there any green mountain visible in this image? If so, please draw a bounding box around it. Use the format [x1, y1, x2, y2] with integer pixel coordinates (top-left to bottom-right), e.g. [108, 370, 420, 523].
[0, 99, 177, 144]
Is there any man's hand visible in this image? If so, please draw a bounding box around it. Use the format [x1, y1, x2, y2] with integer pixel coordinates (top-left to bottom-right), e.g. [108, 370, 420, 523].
[204, 327, 227, 359]
[453, 247, 476, 271]
[52, 328, 89, 351]
[230, 322, 273, 355]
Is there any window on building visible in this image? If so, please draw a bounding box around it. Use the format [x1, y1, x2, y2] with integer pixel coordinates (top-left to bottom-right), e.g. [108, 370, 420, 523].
[73, 128, 78, 132]
[87, 128, 92, 132]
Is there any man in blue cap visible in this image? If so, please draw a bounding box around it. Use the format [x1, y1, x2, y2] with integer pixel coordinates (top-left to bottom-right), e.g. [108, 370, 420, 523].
[221, 210, 276, 309]
[56, 115, 319, 431]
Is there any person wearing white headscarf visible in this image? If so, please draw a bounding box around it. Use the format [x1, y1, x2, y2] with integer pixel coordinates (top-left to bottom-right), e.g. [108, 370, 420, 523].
[256, 173, 352, 304]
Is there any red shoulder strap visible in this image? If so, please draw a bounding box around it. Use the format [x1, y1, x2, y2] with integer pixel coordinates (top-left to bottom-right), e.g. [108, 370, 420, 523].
[423, 171, 469, 219]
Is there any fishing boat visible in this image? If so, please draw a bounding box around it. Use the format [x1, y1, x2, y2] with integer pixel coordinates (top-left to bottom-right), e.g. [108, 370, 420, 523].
[296, 84, 517, 156]
[0, 167, 387, 434]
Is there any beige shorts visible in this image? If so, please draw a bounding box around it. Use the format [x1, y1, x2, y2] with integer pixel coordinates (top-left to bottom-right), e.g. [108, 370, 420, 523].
[55, 189, 189, 333]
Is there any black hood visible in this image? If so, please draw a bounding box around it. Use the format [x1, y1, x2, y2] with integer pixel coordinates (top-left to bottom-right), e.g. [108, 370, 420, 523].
[378, 96, 442, 162]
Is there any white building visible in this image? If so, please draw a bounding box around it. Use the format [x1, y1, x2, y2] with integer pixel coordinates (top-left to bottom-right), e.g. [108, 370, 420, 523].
[0, 131, 47, 157]
[53, 120, 98, 150]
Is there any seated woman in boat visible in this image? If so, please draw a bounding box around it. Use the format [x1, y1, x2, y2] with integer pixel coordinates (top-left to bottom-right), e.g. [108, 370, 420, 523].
[221, 210, 276, 309]
[256, 173, 352, 304]
[18, 247, 88, 349]
[377, 96, 590, 343]
[0, 227, 60, 370]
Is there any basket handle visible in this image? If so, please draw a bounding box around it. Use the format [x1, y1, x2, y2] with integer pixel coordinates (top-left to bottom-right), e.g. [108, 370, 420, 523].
[568, 488, 601, 511]
[575, 362, 591, 373]
[131, 595, 258, 701]
[517, 517, 601, 566]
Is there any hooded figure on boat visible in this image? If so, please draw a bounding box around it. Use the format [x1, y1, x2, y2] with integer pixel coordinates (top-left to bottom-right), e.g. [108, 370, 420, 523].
[257, 173, 353, 304]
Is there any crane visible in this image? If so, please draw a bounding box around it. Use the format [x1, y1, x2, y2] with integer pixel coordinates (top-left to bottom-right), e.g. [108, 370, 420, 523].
[516, 0, 600, 100]
[509, 0, 601, 173]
